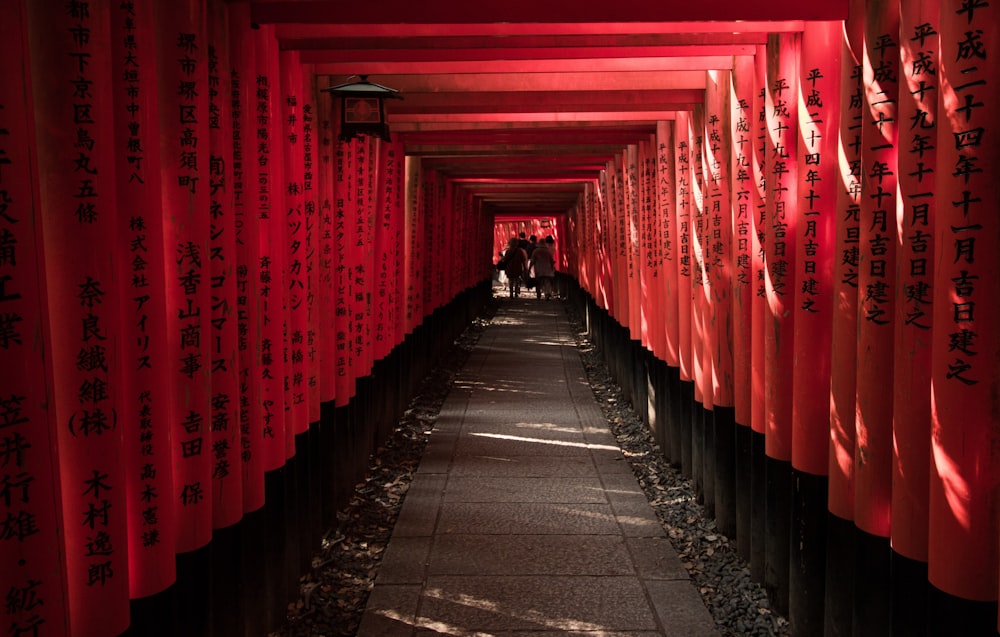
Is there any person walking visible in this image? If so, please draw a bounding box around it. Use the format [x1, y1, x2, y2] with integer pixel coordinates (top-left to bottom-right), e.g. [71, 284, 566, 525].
[529, 235, 556, 299]
[500, 237, 528, 297]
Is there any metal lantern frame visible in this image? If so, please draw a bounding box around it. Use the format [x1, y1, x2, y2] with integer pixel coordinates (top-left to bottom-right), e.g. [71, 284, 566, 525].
[321, 75, 402, 142]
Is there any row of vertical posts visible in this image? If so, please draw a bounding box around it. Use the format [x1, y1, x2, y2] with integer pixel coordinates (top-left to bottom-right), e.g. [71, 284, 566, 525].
[1, 1, 494, 635]
[560, 3, 999, 634]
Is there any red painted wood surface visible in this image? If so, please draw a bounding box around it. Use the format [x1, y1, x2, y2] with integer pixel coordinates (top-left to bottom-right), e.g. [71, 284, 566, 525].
[706, 70, 734, 409]
[674, 111, 694, 384]
[300, 65, 321, 423]
[750, 45, 767, 436]
[854, 0, 899, 538]
[29, 0, 131, 632]
[111, 0, 178, 593]
[280, 51, 310, 438]
[790, 21, 840, 476]
[928, 0, 999, 602]
[208, 0, 243, 529]
[656, 121, 679, 369]
[690, 105, 711, 408]
[1, 3, 70, 634]
[891, 0, 938, 563]
[316, 78, 337, 406]
[253, 24, 288, 468]
[827, 0, 864, 520]
[762, 33, 799, 461]
[228, 1, 265, 513]
[730, 55, 755, 427]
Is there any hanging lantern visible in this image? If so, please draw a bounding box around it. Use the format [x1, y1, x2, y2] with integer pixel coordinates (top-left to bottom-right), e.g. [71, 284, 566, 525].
[322, 75, 401, 142]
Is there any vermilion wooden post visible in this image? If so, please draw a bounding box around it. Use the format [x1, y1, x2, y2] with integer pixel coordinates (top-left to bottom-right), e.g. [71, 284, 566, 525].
[673, 111, 695, 478]
[891, 0, 938, 614]
[729, 55, 755, 565]
[854, 0, 900, 631]
[280, 51, 309, 438]
[375, 141, 404, 361]
[300, 66, 320, 424]
[28, 0, 131, 633]
[639, 137, 659, 359]
[789, 21, 841, 634]
[929, 1, 999, 629]
[763, 32, 799, 615]
[334, 138, 356, 406]
[228, 1, 264, 513]
[316, 79, 336, 407]
[207, 0, 241, 529]
[689, 104, 711, 506]
[791, 21, 839, 479]
[1, 3, 70, 634]
[763, 32, 799, 473]
[889, 1, 938, 631]
[674, 112, 694, 392]
[690, 107, 708, 411]
[626, 144, 642, 342]
[748, 43, 769, 585]
[253, 25, 287, 469]
[823, 3, 864, 632]
[278, 51, 310, 434]
[597, 173, 614, 312]
[111, 0, 178, 595]
[828, 0, 864, 527]
[656, 121, 679, 371]
[707, 69, 735, 538]
[705, 71, 733, 412]
[404, 156, 422, 336]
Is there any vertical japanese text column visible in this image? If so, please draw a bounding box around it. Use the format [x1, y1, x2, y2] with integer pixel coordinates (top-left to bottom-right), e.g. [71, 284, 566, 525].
[1, 2, 69, 634]
[29, 1, 131, 633]
[112, 0, 177, 594]
[929, 0, 999, 611]
[157, 0, 213, 552]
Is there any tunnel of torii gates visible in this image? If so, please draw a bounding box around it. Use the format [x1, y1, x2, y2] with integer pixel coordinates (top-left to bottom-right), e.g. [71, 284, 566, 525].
[1, 0, 999, 636]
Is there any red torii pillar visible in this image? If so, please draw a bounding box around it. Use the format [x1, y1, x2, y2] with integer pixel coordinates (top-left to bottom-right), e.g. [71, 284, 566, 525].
[763, 32, 799, 615]
[890, 0, 938, 632]
[929, 2, 999, 633]
[825, 0, 864, 630]
[29, 1, 131, 633]
[789, 20, 841, 634]
[1, 3, 71, 635]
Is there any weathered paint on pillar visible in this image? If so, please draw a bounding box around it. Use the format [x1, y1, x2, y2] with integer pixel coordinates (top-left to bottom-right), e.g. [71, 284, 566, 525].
[207, 0, 242, 528]
[730, 56, 756, 427]
[111, 0, 177, 593]
[228, 1, 264, 512]
[316, 78, 336, 405]
[892, 0, 938, 563]
[928, 0, 999, 603]
[280, 50, 309, 438]
[639, 137, 659, 357]
[706, 70, 734, 408]
[1, 3, 70, 633]
[404, 155, 423, 335]
[253, 24, 287, 467]
[626, 144, 642, 342]
[674, 111, 694, 385]
[656, 121, 679, 369]
[763, 33, 799, 461]
[854, 0, 900, 538]
[157, 0, 214, 552]
[300, 65, 320, 422]
[792, 21, 841, 475]
[828, 0, 864, 521]
[375, 141, 405, 361]
[29, 0, 131, 632]
[690, 106, 710, 408]
[751, 46, 768, 436]
[334, 138, 356, 405]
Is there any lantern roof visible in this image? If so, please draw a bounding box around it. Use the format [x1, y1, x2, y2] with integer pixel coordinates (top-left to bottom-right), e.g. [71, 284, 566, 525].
[322, 75, 402, 99]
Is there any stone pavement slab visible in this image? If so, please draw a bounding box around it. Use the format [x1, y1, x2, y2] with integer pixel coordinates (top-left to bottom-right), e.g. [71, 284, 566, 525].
[359, 297, 719, 636]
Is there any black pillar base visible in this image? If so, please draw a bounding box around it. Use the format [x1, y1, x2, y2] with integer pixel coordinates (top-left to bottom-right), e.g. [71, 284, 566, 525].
[890, 550, 928, 637]
[823, 512, 854, 637]
[789, 469, 827, 636]
[853, 528, 890, 637]
[749, 430, 766, 584]
[764, 455, 791, 615]
[713, 406, 736, 540]
[679, 380, 694, 478]
[667, 366, 682, 469]
[735, 422, 752, 563]
[702, 406, 715, 517]
[928, 583, 998, 637]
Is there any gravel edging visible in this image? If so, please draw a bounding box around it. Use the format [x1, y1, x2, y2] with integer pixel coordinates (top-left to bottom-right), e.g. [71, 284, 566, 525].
[272, 294, 790, 636]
